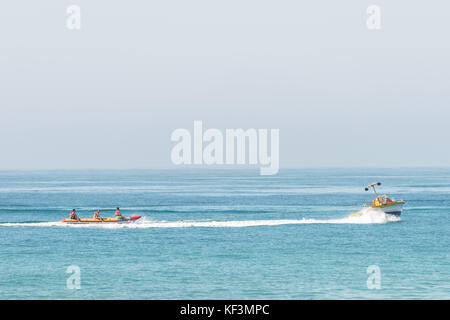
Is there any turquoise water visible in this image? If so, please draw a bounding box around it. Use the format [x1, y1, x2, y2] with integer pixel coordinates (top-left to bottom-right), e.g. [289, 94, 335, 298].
[0, 168, 449, 299]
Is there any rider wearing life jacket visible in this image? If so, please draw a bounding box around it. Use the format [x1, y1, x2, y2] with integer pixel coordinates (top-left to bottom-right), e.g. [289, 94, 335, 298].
[373, 196, 384, 207]
[70, 209, 80, 221]
[115, 207, 127, 220]
[93, 210, 102, 221]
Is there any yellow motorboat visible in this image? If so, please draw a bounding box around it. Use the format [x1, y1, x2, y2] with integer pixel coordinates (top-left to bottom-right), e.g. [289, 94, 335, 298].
[350, 182, 405, 217]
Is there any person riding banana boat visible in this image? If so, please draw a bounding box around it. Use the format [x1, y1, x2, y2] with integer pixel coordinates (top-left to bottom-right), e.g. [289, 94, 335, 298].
[350, 182, 405, 217]
[93, 209, 103, 221]
[115, 207, 128, 221]
[69, 209, 80, 221]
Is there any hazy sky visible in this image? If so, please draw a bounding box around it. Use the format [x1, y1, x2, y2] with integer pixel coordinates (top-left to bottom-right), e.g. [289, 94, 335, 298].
[0, 1, 449, 169]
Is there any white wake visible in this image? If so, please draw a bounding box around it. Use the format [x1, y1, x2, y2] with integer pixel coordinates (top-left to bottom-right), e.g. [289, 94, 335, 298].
[0, 208, 400, 229]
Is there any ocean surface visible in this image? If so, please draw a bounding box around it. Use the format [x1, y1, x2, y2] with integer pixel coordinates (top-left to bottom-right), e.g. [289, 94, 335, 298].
[0, 168, 448, 299]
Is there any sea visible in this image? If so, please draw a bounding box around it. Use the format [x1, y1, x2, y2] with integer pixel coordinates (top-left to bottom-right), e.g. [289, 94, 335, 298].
[0, 168, 448, 299]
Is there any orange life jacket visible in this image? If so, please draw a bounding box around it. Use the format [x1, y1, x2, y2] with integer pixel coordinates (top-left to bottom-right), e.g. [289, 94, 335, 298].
[373, 196, 383, 206]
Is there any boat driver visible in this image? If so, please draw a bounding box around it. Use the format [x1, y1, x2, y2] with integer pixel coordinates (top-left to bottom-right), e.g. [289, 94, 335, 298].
[373, 196, 383, 206]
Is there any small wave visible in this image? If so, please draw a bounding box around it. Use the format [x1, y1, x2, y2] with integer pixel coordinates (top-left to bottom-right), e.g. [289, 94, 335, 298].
[0, 209, 400, 229]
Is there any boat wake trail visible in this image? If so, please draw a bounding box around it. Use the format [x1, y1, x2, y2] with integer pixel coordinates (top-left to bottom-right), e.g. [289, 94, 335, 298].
[0, 208, 400, 229]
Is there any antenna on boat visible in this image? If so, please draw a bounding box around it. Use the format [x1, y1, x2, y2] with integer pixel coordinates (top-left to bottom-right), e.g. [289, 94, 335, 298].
[365, 182, 381, 196]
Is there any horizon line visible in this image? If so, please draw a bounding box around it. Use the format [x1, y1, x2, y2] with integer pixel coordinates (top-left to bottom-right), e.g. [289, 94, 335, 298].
[0, 166, 449, 171]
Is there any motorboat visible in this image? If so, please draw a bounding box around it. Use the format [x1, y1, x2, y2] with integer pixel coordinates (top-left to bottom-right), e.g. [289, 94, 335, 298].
[350, 182, 404, 217]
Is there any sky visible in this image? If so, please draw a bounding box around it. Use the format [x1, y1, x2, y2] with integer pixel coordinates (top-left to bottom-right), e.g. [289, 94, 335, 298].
[0, 1, 449, 169]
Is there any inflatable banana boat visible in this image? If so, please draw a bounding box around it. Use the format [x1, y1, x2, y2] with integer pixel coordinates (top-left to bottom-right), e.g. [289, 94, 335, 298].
[61, 216, 142, 223]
